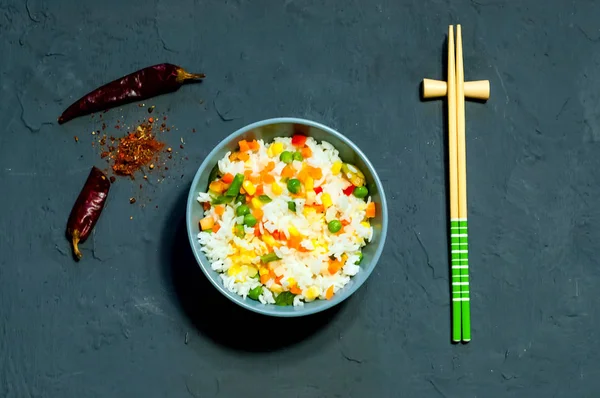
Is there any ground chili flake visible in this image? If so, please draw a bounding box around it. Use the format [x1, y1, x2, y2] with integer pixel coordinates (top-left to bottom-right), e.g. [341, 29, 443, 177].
[112, 122, 165, 176]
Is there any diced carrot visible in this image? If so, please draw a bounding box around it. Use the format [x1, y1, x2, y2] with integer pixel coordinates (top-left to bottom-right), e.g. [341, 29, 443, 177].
[291, 134, 307, 147]
[211, 223, 221, 233]
[366, 202, 376, 218]
[290, 286, 302, 295]
[265, 161, 275, 172]
[272, 230, 280, 240]
[261, 172, 275, 184]
[301, 146, 312, 158]
[281, 164, 295, 178]
[214, 205, 225, 216]
[328, 260, 343, 275]
[221, 173, 234, 184]
[199, 216, 215, 231]
[275, 275, 284, 284]
[312, 204, 324, 213]
[254, 224, 262, 236]
[314, 186, 323, 194]
[237, 151, 250, 161]
[209, 180, 226, 193]
[260, 274, 270, 284]
[244, 170, 252, 178]
[287, 235, 302, 249]
[297, 168, 309, 182]
[325, 285, 334, 300]
[250, 174, 261, 185]
[341, 219, 350, 226]
[255, 184, 264, 196]
[238, 140, 250, 152]
[249, 140, 260, 151]
[202, 202, 211, 211]
[246, 194, 252, 203]
[308, 166, 322, 180]
[252, 208, 263, 220]
[229, 152, 239, 161]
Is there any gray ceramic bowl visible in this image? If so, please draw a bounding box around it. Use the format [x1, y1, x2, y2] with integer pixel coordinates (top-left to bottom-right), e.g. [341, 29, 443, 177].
[186, 117, 388, 317]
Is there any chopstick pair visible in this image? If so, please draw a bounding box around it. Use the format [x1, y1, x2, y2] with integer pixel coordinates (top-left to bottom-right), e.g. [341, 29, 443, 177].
[422, 25, 490, 343]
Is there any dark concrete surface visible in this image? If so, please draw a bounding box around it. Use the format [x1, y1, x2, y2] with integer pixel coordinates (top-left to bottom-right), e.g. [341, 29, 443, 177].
[1, 0, 600, 397]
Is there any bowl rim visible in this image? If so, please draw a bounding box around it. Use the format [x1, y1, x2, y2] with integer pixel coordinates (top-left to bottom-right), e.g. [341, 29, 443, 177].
[186, 117, 388, 317]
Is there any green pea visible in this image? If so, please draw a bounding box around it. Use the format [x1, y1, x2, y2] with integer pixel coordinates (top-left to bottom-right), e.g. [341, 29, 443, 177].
[287, 178, 301, 194]
[243, 214, 257, 227]
[248, 286, 262, 300]
[355, 252, 363, 265]
[236, 204, 250, 217]
[280, 151, 293, 164]
[293, 151, 303, 161]
[328, 220, 342, 233]
[288, 201, 297, 212]
[353, 186, 369, 199]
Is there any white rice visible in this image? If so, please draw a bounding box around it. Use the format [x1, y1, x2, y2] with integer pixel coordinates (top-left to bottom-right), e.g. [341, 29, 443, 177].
[196, 135, 375, 305]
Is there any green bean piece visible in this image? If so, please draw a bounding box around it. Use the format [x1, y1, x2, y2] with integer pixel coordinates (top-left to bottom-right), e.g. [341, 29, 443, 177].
[260, 252, 281, 263]
[288, 201, 297, 212]
[356, 252, 363, 265]
[248, 286, 263, 300]
[224, 173, 245, 197]
[258, 195, 272, 203]
[234, 224, 245, 238]
[275, 291, 295, 306]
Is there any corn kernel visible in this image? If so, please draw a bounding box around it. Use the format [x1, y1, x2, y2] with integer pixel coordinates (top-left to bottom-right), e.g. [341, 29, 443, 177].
[247, 266, 258, 278]
[271, 182, 282, 195]
[270, 284, 283, 294]
[303, 207, 316, 217]
[251, 197, 263, 209]
[263, 234, 276, 247]
[271, 142, 284, 156]
[227, 265, 241, 276]
[361, 221, 371, 228]
[288, 225, 300, 237]
[331, 161, 342, 175]
[305, 176, 314, 192]
[242, 180, 256, 195]
[287, 278, 297, 287]
[304, 286, 319, 300]
[321, 193, 333, 208]
[267, 146, 274, 157]
[305, 191, 316, 205]
[259, 267, 269, 276]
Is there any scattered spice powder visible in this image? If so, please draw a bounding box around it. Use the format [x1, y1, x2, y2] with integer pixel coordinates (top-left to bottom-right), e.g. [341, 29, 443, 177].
[112, 123, 165, 176]
[74, 136, 79, 142]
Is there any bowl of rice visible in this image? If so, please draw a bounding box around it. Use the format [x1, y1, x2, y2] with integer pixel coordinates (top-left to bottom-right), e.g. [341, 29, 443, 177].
[186, 117, 388, 317]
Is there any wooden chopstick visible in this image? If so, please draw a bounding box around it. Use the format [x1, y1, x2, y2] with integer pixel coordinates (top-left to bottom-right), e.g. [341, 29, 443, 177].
[447, 25, 462, 343]
[455, 24, 471, 342]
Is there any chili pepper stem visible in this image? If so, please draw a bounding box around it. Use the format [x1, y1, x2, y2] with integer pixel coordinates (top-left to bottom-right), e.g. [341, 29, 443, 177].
[71, 230, 83, 260]
[176, 68, 206, 82]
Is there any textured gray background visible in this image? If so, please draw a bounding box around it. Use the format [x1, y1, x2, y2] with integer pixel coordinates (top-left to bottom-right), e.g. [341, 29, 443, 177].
[1, 0, 599, 397]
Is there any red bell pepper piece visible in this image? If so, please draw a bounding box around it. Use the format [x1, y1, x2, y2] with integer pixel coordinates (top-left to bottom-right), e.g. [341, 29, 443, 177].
[291, 134, 307, 147]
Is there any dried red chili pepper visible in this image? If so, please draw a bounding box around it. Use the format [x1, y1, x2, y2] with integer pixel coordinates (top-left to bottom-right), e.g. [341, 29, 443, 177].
[66, 166, 111, 260]
[58, 63, 205, 124]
